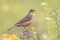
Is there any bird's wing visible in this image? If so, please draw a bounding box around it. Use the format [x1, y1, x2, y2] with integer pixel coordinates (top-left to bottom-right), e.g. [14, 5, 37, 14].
[15, 15, 32, 25]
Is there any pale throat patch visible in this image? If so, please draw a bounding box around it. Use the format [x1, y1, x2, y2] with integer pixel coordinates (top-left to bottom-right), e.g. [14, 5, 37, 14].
[32, 13, 35, 15]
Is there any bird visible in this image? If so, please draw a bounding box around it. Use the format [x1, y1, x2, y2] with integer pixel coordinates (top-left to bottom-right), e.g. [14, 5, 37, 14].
[7, 9, 35, 31]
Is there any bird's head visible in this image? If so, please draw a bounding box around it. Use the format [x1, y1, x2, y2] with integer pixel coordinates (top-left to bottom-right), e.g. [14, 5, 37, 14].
[29, 9, 35, 15]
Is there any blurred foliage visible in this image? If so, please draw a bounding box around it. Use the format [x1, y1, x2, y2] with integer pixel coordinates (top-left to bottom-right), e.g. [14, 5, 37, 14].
[0, 34, 20, 40]
[0, 0, 60, 40]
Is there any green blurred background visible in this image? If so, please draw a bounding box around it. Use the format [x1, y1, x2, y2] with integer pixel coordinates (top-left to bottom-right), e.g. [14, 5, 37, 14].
[0, 0, 60, 40]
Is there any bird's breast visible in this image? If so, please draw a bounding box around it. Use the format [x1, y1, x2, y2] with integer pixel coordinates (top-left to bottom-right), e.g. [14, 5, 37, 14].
[21, 19, 34, 27]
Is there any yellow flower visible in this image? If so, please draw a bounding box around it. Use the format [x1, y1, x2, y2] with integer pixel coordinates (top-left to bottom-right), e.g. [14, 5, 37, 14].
[1, 34, 19, 40]
[40, 2, 48, 7]
[40, 2, 48, 10]
[33, 32, 36, 35]
[42, 34, 47, 39]
[45, 17, 51, 21]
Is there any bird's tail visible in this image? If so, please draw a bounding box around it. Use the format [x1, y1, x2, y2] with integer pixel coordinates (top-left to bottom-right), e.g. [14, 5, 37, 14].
[7, 25, 17, 31]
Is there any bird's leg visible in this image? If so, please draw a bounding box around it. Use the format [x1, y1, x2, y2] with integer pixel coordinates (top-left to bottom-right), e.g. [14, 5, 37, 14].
[22, 27, 29, 40]
[24, 27, 29, 31]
